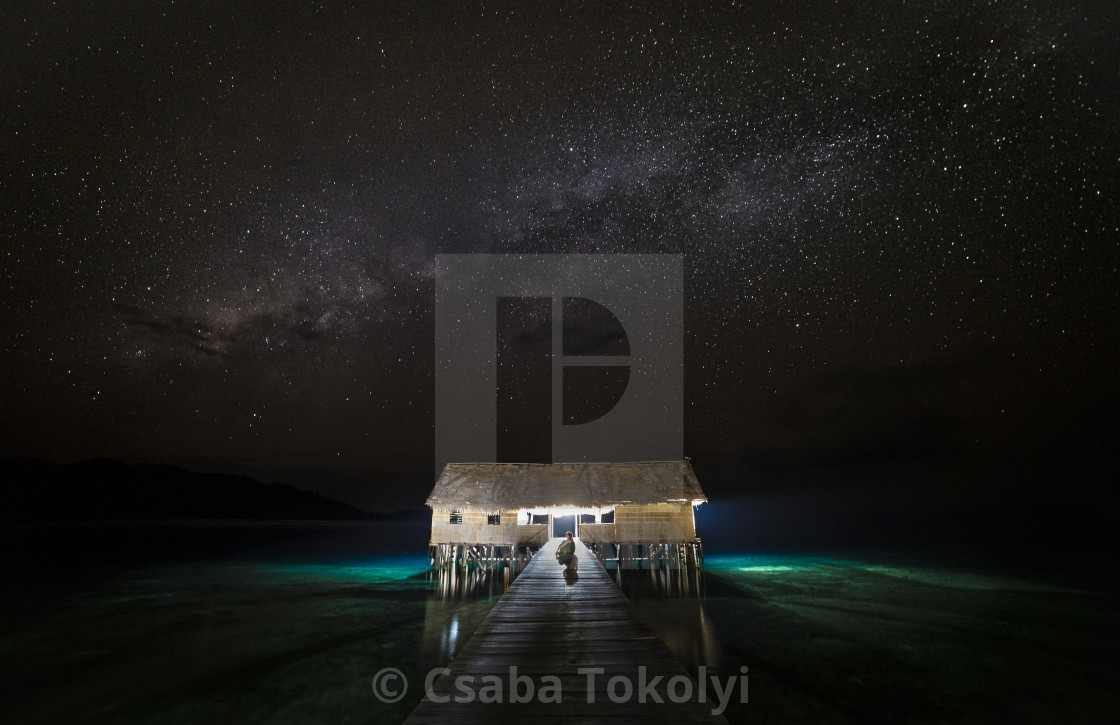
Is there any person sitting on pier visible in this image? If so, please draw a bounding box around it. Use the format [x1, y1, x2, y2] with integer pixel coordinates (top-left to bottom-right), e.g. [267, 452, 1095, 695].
[556, 531, 577, 571]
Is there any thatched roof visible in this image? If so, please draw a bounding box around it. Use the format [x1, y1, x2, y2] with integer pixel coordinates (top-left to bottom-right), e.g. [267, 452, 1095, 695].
[425, 460, 707, 513]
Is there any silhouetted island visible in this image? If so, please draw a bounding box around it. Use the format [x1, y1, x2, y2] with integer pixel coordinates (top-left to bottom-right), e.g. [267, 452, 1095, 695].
[0, 457, 417, 522]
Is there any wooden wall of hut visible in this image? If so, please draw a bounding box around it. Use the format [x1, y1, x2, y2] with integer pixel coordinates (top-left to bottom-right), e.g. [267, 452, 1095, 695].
[429, 509, 517, 545]
[581, 502, 696, 544]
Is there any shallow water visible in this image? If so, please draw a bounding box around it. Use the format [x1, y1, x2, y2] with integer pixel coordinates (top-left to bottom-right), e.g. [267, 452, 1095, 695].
[3, 528, 1118, 723]
[1, 555, 510, 724]
[0, 523, 505, 724]
[622, 552, 1120, 724]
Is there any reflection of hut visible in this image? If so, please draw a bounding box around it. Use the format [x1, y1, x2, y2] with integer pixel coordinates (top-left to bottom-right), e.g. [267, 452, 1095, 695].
[425, 459, 708, 570]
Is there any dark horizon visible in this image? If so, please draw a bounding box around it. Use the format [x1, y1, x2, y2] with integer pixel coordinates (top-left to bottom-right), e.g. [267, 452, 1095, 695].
[4, 452, 1115, 573]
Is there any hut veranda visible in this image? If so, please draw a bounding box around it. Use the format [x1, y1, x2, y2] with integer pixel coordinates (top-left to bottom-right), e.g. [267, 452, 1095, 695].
[425, 460, 708, 570]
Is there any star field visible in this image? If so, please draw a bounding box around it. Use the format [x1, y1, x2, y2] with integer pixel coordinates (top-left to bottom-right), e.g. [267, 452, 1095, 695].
[1, 1, 1116, 509]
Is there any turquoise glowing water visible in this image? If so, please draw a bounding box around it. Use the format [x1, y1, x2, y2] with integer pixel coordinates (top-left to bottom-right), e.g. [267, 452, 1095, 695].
[2, 554, 504, 724]
[3, 540, 1117, 724]
[641, 553, 1120, 724]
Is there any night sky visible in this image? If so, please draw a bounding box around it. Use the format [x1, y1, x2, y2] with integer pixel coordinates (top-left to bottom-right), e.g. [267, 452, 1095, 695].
[2, 1, 1117, 515]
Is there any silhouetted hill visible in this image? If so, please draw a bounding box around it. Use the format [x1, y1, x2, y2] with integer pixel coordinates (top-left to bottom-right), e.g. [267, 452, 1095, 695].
[0, 457, 386, 521]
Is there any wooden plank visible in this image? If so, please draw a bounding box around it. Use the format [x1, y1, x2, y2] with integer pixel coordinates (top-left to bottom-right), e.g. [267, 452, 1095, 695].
[402, 538, 729, 724]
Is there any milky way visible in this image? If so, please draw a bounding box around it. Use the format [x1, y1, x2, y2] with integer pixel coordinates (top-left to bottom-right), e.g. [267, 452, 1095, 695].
[2, 1, 1116, 509]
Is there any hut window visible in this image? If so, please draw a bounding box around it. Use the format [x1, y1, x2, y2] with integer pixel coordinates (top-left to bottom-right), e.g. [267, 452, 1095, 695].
[487, 513, 501, 525]
[580, 513, 596, 524]
[449, 511, 463, 524]
[600, 509, 615, 523]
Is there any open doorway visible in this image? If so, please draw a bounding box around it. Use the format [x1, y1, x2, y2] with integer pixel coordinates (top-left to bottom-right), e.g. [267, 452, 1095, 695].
[552, 514, 575, 538]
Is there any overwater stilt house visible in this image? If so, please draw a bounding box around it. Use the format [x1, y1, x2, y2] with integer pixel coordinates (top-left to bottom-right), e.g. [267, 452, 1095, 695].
[425, 459, 708, 570]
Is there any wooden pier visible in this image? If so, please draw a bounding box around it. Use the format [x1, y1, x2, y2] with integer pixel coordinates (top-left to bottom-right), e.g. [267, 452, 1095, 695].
[403, 538, 730, 724]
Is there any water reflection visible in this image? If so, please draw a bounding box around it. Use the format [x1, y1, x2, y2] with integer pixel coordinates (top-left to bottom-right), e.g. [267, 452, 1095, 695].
[428, 562, 518, 600]
[608, 558, 706, 596]
[444, 614, 459, 659]
[614, 567, 722, 674]
[419, 565, 514, 665]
